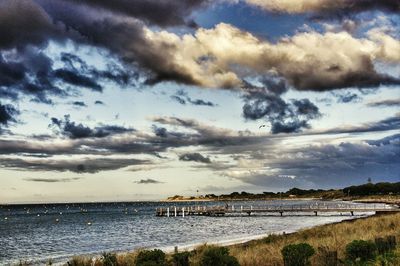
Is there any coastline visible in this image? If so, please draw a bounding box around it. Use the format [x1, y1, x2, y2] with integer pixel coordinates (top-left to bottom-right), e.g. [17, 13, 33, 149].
[50, 215, 367, 266]
[10, 199, 399, 265]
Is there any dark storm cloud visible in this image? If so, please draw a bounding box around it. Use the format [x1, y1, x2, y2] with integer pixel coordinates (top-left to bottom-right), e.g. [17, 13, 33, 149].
[134, 178, 163, 184]
[188, 98, 216, 107]
[0, 112, 398, 174]
[152, 125, 186, 139]
[0, 0, 64, 49]
[20, 0, 197, 86]
[0, 48, 66, 104]
[50, 115, 135, 139]
[152, 126, 168, 138]
[242, 82, 321, 134]
[72, 101, 87, 107]
[170, 90, 217, 107]
[225, 135, 400, 188]
[334, 92, 361, 103]
[53, 69, 103, 92]
[24, 177, 82, 183]
[0, 2, 137, 104]
[322, 113, 400, 134]
[0, 103, 18, 126]
[288, 64, 400, 92]
[179, 153, 211, 163]
[66, 0, 210, 27]
[367, 134, 400, 146]
[171, 95, 187, 105]
[60, 52, 133, 87]
[0, 157, 149, 173]
[0, 56, 26, 89]
[313, 0, 400, 19]
[367, 99, 400, 108]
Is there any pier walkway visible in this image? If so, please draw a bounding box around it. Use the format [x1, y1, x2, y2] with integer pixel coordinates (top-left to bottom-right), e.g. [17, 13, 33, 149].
[156, 203, 400, 217]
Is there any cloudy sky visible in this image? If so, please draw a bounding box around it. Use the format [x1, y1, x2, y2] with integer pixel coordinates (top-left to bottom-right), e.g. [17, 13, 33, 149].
[0, 0, 399, 203]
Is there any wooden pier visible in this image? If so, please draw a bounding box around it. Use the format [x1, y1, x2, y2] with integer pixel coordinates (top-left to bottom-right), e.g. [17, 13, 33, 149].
[156, 203, 400, 217]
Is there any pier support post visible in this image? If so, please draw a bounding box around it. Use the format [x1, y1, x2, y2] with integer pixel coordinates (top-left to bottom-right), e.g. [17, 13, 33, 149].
[351, 211, 354, 216]
[280, 211, 283, 216]
[314, 211, 318, 216]
[182, 207, 185, 218]
[174, 207, 177, 217]
[167, 207, 170, 217]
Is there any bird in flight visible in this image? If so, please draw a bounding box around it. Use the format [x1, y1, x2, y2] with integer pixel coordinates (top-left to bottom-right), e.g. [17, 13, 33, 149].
[259, 125, 266, 129]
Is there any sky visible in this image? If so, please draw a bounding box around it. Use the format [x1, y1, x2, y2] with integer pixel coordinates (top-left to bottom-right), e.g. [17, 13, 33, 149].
[0, 0, 399, 203]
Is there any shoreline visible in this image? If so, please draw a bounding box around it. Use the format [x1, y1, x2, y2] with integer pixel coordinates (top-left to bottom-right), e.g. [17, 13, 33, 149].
[9, 199, 399, 265]
[51, 215, 367, 266]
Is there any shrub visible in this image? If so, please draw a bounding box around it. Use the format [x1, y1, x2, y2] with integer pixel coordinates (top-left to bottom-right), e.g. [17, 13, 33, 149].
[281, 243, 315, 266]
[200, 246, 239, 266]
[375, 236, 397, 255]
[387, 235, 397, 250]
[345, 240, 376, 262]
[375, 238, 391, 255]
[135, 249, 166, 266]
[102, 252, 118, 266]
[172, 251, 191, 266]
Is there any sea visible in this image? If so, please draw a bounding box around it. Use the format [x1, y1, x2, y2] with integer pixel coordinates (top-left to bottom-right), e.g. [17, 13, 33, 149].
[0, 200, 380, 265]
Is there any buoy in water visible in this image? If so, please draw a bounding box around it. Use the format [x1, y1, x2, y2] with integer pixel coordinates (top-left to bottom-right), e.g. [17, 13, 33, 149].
[4, 217, 8, 220]
[55, 218, 59, 223]
[87, 222, 92, 226]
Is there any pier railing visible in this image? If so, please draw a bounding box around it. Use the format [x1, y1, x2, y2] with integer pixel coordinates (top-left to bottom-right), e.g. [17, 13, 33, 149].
[156, 203, 399, 217]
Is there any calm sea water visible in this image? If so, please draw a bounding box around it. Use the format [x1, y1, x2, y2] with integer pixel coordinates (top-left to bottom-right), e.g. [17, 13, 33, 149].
[0, 200, 377, 265]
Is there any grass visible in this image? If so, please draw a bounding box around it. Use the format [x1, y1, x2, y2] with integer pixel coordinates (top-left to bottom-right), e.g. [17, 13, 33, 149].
[228, 213, 400, 265]
[54, 213, 400, 266]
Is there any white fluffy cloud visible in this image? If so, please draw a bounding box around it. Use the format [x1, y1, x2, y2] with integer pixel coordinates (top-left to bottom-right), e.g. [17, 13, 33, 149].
[245, 0, 345, 13]
[244, 0, 400, 15]
[142, 23, 400, 90]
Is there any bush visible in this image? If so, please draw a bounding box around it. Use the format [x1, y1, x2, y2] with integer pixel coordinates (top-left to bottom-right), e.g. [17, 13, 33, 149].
[375, 238, 391, 255]
[102, 252, 118, 266]
[375, 236, 397, 255]
[135, 249, 166, 266]
[281, 243, 315, 266]
[172, 251, 191, 266]
[345, 240, 376, 262]
[200, 246, 239, 266]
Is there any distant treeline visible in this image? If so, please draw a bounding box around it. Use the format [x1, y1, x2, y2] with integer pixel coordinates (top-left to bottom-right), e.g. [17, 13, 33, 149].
[168, 182, 400, 201]
[196, 182, 400, 200]
[343, 182, 400, 196]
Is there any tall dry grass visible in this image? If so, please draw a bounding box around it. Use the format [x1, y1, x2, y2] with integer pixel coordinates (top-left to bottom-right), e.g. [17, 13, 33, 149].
[228, 213, 400, 266]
